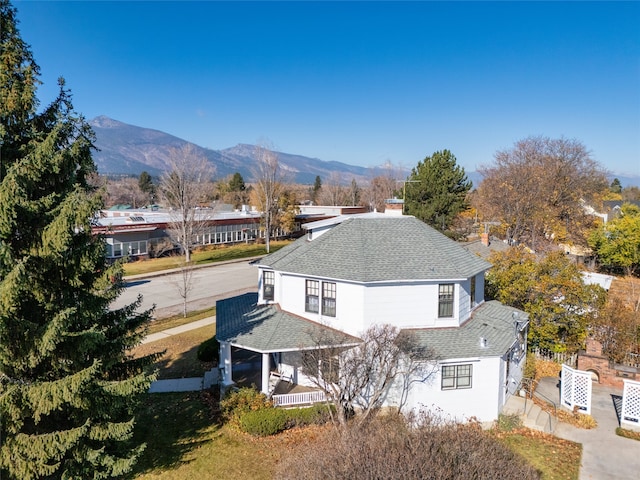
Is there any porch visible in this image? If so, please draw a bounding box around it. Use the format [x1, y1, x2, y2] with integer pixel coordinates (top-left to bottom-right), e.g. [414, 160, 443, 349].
[229, 347, 327, 407]
[216, 292, 359, 407]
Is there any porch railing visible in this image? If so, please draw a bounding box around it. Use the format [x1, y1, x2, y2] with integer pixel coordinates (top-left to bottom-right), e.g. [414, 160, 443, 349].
[271, 390, 327, 407]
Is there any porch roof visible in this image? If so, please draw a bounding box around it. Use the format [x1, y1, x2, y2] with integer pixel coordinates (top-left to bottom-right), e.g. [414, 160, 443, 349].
[408, 301, 529, 359]
[217, 293, 361, 353]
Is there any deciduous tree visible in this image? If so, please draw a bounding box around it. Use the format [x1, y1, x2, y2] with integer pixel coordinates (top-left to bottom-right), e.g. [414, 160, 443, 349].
[0, 2, 158, 477]
[160, 144, 215, 262]
[477, 136, 608, 250]
[318, 171, 349, 206]
[301, 324, 436, 427]
[404, 150, 471, 233]
[486, 248, 605, 352]
[106, 175, 147, 208]
[251, 143, 282, 253]
[361, 166, 400, 212]
[589, 203, 640, 277]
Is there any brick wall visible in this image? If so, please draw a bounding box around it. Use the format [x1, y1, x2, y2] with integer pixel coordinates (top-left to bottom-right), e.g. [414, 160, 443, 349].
[577, 338, 639, 388]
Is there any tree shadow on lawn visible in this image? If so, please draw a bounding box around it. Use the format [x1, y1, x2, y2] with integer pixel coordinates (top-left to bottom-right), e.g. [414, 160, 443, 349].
[152, 345, 215, 380]
[130, 391, 219, 476]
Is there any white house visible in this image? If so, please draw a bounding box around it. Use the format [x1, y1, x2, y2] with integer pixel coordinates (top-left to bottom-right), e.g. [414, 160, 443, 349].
[217, 209, 529, 423]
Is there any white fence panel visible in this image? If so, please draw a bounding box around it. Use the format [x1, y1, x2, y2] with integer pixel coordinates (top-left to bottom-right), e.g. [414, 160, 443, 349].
[561, 364, 592, 415]
[272, 391, 327, 407]
[621, 379, 640, 428]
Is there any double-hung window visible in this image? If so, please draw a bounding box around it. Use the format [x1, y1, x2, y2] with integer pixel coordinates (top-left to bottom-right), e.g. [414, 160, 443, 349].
[438, 283, 454, 318]
[305, 280, 336, 317]
[322, 282, 336, 317]
[305, 280, 319, 313]
[263, 270, 275, 301]
[441, 364, 472, 390]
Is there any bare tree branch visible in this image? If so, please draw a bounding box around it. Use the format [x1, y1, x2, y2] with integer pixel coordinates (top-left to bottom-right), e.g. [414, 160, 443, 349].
[160, 144, 215, 262]
[301, 324, 438, 427]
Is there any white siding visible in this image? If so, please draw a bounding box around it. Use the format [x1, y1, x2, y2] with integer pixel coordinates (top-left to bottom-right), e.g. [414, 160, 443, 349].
[362, 282, 462, 329]
[274, 273, 486, 333]
[278, 273, 365, 335]
[401, 357, 503, 422]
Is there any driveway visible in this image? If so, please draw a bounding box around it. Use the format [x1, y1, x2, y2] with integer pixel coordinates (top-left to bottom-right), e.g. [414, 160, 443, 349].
[537, 377, 639, 480]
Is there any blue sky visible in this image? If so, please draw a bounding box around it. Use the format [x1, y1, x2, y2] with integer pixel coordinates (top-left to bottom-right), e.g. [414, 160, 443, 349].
[14, 1, 640, 177]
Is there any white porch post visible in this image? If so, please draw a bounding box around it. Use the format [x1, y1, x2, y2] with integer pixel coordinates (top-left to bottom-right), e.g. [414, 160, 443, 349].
[220, 341, 234, 387]
[261, 352, 270, 395]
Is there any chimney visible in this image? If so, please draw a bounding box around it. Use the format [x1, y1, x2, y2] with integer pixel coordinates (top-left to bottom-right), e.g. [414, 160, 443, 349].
[481, 232, 490, 247]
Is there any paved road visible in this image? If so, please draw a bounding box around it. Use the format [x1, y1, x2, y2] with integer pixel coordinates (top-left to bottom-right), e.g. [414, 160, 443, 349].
[111, 261, 257, 318]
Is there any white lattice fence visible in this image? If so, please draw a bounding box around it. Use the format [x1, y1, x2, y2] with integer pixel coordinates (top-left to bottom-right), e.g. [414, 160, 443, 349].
[561, 364, 592, 415]
[621, 379, 640, 428]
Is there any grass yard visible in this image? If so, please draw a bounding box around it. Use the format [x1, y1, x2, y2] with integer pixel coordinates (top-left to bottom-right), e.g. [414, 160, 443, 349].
[494, 428, 582, 480]
[132, 392, 318, 480]
[133, 324, 215, 379]
[123, 241, 291, 276]
[131, 392, 582, 480]
[146, 307, 216, 335]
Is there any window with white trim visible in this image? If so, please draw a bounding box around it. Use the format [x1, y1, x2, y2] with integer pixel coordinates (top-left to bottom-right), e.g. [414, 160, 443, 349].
[438, 283, 454, 318]
[263, 270, 274, 301]
[441, 364, 472, 390]
[305, 280, 319, 313]
[322, 282, 336, 317]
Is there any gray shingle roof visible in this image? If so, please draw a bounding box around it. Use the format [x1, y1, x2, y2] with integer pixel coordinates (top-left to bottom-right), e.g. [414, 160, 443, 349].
[259, 217, 492, 282]
[217, 293, 361, 352]
[409, 301, 529, 359]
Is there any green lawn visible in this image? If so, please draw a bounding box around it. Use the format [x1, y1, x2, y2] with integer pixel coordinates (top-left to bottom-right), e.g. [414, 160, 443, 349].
[132, 392, 582, 480]
[146, 307, 216, 335]
[496, 430, 582, 480]
[123, 241, 291, 276]
[131, 392, 287, 480]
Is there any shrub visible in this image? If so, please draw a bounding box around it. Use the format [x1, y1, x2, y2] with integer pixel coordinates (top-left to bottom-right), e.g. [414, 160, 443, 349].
[220, 387, 273, 424]
[197, 336, 219, 362]
[276, 412, 539, 480]
[496, 413, 522, 432]
[285, 404, 334, 427]
[239, 408, 289, 436]
[524, 352, 536, 381]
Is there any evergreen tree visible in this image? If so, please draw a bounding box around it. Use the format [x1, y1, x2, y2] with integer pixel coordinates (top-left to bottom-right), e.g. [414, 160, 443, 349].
[0, 2, 158, 478]
[610, 178, 622, 194]
[311, 175, 322, 203]
[404, 150, 471, 233]
[138, 170, 156, 203]
[228, 171, 246, 193]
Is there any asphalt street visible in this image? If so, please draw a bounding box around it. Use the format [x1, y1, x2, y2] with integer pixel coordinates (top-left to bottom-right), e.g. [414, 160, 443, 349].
[110, 260, 258, 318]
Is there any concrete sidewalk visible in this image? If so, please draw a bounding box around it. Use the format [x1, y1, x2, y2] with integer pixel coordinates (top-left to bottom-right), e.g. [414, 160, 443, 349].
[141, 316, 216, 344]
[537, 377, 640, 480]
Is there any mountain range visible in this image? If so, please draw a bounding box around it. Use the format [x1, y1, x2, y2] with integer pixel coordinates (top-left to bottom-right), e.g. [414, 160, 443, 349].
[89, 116, 395, 185]
[89, 116, 638, 188]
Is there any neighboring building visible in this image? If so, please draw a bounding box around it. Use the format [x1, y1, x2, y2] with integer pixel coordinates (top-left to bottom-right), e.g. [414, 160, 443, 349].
[217, 206, 529, 423]
[92, 204, 367, 261]
[92, 206, 276, 261]
[462, 233, 510, 261]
